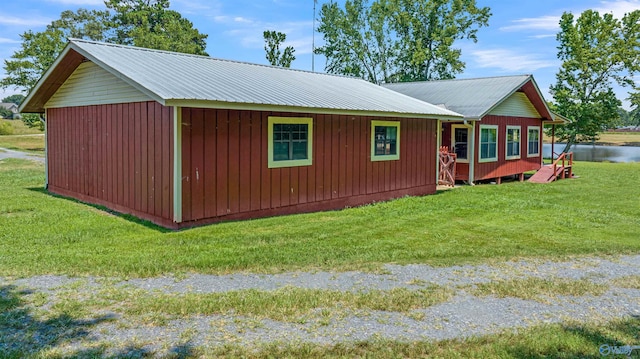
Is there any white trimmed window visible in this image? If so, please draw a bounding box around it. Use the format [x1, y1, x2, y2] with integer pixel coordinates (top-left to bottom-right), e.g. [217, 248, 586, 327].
[371, 120, 400, 161]
[528, 126, 540, 157]
[268, 116, 313, 168]
[505, 125, 521, 160]
[479, 125, 498, 162]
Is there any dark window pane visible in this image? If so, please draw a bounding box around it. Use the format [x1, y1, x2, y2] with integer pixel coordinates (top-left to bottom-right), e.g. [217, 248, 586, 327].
[292, 142, 307, 159]
[272, 122, 309, 162]
[374, 126, 398, 156]
[273, 142, 290, 161]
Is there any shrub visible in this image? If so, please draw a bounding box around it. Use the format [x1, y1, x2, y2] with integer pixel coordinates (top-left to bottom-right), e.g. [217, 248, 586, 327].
[0, 119, 15, 135]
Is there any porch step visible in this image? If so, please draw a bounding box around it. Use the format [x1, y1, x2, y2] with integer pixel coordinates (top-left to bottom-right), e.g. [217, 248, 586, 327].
[528, 165, 565, 183]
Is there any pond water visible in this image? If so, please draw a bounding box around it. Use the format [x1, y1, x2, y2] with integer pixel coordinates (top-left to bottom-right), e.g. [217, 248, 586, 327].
[543, 143, 640, 163]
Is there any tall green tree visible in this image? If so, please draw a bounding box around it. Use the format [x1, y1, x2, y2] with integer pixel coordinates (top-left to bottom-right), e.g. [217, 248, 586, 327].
[2, 0, 208, 130]
[315, 0, 490, 84]
[315, 0, 396, 83]
[390, 0, 490, 81]
[263, 30, 296, 68]
[105, 0, 208, 55]
[628, 91, 640, 127]
[1, 9, 109, 92]
[550, 10, 640, 150]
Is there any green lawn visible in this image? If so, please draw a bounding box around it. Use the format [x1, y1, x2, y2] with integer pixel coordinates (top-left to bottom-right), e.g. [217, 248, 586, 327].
[0, 158, 639, 278]
[0, 134, 45, 155]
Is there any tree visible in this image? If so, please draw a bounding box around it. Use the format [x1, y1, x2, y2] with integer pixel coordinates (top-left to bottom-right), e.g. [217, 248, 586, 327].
[315, 0, 490, 84]
[315, 0, 396, 83]
[0, 107, 13, 119]
[105, 0, 208, 55]
[1, 1, 208, 130]
[2, 94, 25, 105]
[390, 0, 490, 81]
[628, 91, 640, 127]
[550, 10, 640, 150]
[1, 9, 109, 92]
[263, 30, 296, 67]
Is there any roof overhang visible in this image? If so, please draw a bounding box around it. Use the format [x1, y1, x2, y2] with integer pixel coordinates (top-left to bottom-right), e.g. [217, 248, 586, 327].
[543, 111, 571, 125]
[20, 42, 166, 113]
[19, 45, 83, 113]
[165, 99, 463, 121]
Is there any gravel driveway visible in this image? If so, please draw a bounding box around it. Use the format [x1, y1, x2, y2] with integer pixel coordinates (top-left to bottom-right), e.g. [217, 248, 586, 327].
[1, 255, 639, 357]
[0, 147, 44, 162]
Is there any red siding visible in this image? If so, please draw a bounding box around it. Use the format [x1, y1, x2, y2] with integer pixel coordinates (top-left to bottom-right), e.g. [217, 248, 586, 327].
[46, 101, 174, 226]
[474, 115, 542, 181]
[180, 109, 438, 225]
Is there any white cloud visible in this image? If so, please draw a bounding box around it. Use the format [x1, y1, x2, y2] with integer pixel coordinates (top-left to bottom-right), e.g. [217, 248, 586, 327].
[501, 1, 640, 34]
[223, 18, 314, 54]
[499, 15, 561, 32]
[233, 17, 253, 24]
[0, 15, 51, 27]
[595, 0, 640, 17]
[472, 49, 557, 72]
[0, 38, 20, 44]
[529, 34, 557, 39]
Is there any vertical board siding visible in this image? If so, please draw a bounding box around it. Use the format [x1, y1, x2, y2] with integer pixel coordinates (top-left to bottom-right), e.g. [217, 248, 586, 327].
[180, 109, 438, 223]
[46, 101, 174, 224]
[474, 115, 543, 181]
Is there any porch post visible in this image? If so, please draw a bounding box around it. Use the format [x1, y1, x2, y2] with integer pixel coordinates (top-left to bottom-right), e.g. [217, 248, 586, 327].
[436, 119, 442, 184]
[551, 124, 556, 161]
[468, 122, 476, 184]
[173, 106, 183, 223]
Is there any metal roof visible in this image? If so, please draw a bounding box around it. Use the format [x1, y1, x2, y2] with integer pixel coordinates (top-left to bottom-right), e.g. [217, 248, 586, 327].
[383, 75, 547, 119]
[21, 39, 463, 119]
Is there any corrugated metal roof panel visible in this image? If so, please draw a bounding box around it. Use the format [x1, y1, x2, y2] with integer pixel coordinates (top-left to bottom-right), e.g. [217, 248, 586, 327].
[63, 39, 462, 118]
[383, 75, 532, 118]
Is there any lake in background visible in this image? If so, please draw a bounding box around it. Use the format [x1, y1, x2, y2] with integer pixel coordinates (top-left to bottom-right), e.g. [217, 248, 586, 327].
[543, 144, 640, 163]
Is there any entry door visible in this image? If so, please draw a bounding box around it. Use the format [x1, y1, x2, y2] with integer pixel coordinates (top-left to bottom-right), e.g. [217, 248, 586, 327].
[452, 126, 469, 162]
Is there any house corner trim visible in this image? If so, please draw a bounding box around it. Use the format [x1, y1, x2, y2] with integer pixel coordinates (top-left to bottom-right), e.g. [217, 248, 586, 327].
[173, 106, 183, 223]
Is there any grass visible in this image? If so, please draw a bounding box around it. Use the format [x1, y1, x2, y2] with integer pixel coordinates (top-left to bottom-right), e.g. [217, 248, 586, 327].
[596, 132, 640, 146]
[470, 278, 609, 303]
[2, 119, 43, 135]
[1, 159, 639, 277]
[0, 134, 44, 155]
[544, 131, 640, 146]
[0, 120, 45, 155]
[204, 318, 640, 358]
[46, 285, 453, 324]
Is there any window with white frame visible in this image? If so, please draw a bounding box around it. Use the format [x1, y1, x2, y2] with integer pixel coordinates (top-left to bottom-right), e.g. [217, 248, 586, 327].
[505, 126, 521, 160]
[479, 125, 498, 162]
[528, 126, 540, 157]
[268, 116, 313, 168]
[371, 120, 400, 161]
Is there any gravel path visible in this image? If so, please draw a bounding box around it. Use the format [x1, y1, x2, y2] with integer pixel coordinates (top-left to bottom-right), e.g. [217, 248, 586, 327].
[1, 255, 639, 357]
[0, 147, 44, 162]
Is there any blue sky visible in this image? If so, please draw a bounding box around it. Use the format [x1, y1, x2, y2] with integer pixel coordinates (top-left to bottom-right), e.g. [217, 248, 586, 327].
[1, 0, 639, 107]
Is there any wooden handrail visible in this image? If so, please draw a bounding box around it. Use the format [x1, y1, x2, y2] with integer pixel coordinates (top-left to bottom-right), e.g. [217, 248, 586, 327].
[552, 152, 573, 179]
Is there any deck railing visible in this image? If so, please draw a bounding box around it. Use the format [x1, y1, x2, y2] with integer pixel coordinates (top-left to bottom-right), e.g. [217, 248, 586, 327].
[552, 152, 573, 180]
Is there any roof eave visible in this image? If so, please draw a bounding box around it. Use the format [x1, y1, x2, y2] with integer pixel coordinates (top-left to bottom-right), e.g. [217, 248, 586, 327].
[165, 99, 464, 120]
[19, 40, 168, 113]
[19, 44, 76, 113]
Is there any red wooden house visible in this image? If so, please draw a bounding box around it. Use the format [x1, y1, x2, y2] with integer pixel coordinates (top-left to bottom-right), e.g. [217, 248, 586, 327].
[20, 39, 462, 228]
[385, 76, 554, 184]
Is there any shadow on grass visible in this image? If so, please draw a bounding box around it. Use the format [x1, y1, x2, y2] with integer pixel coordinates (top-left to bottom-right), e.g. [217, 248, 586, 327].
[27, 187, 172, 233]
[505, 317, 640, 359]
[0, 285, 197, 358]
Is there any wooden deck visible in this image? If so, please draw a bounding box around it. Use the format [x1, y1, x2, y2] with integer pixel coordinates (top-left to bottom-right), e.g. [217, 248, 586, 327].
[528, 152, 574, 183]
